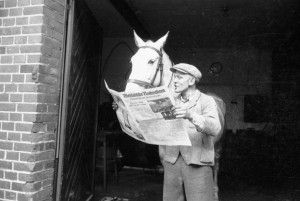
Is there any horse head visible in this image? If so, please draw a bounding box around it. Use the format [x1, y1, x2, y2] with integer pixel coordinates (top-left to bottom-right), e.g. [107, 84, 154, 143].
[125, 31, 173, 92]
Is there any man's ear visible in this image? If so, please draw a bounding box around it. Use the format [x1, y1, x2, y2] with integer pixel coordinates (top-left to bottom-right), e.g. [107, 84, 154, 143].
[188, 76, 196, 86]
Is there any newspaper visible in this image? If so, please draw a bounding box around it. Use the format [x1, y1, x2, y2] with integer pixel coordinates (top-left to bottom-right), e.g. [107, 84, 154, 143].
[105, 81, 191, 146]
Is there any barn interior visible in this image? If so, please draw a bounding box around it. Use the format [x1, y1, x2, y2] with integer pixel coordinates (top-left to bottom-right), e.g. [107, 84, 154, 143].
[77, 0, 299, 200]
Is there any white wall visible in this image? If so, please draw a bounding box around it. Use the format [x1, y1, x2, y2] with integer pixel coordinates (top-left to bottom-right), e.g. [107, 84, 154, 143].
[101, 37, 272, 132]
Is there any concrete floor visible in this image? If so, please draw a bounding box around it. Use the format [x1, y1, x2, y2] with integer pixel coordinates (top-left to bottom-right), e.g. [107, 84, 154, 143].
[93, 167, 300, 201]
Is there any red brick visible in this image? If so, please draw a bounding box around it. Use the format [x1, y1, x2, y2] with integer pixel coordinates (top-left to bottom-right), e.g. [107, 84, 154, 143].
[15, 36, 27, 44]
[24, 94, 58, 104]
[31, 0, 45, 5]
[5, 171, 17, 180]
[25, 74, 37, 83]
[14, 55, 26, 63]
[0, 27, 21, 35]
[21, 133, 54, 143]
[19, 169, 53, 183]
[16, 122, 47, 132]
[8, 132, 20, 141]
[0, 160, 12, 170]
[23, 6, 43, 15]
[9, 113, 22, 121]
[21, 45, 41, 53]
[15, 123, 33, 132]
[44, 142, 54, 150]
[0, 46, 6, 54]
[0, 103, 15, 111]
[0, 84, 3, 92]
[12, 74, 24, 82]
[14, 161, 43, 172]
[7, 46, 20, 53]
[5, 0, 17, 7]
[18, 0, 30, 6]
[38, 84, 58, 95]
[1, 55, 13, 63]
[28, 35, 42, 44]
[22, 25, 43, 34]
[0, 75, 10, 82]
[47, 105, 57, 113]
[54, 12, 64, 23]
[51, 49, 61, 59]
[0, 113, 9, 121]
[0, 65, 19, 73]
[17, 103, 47, 112]
[2, 122, 14, 131]
[0, 9, 8, 17]
[0, 93, 9, 101]
[44, 160, 54, 169]
[16, 17, 28, 25]
[0, 132, 7, 140]
[30, 16, 43, 24]
[5, 83, 18, 92]
[19, 153, 34, 162]
[0, 180, 10, 189]
[6, 151, 19, 160]
[41, 45, 52, 56]
[32, 187, 52, 200]
[36, 151, 54, 161]
[0, 170, 3, 177]
[5, 191, 17, 200]
[0, 141, 13, 150]
[37, 113, 57, 122]
[2, 36, 13, 45]
[17, 193, 31, 201]
[0, 189, 3, 199]
[10, 94, 23, 102]
[18, 84, 37, 92]
[10, 113, 22, 121]
[15, 142, 42, 152]
[27, 54, 41, 63]
[45, 0, 64, 14]
[20, 65, 35, 73]
[9, 8, 23, 16]
[42, 178, 53, 188]
[38, 74, 59, 85]
[3, 18, 15, 26]
[38, 65, 58, 75]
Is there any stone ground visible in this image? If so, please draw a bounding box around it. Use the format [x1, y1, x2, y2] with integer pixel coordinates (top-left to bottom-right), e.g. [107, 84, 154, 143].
[93, 168, 300, 201]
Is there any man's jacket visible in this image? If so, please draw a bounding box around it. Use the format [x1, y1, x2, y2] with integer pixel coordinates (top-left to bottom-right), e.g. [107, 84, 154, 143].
[161, 89, 221, 166]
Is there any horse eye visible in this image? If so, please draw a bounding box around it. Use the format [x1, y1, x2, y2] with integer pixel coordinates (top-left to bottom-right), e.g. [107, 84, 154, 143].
[148, 60, 155, 65]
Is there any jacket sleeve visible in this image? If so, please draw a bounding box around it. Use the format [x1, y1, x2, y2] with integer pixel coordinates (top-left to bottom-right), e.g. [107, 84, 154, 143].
[189, 96, 221, 137]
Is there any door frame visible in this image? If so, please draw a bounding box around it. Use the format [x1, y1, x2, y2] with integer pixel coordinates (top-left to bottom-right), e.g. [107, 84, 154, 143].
[54, 0, 77, 200]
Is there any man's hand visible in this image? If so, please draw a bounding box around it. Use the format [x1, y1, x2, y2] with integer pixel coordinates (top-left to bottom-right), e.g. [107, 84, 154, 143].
[172, 105, 191, 119]
[112, 101, 118, 111]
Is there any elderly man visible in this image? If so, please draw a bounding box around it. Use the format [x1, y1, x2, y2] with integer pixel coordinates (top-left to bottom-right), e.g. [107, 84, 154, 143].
[159, 63, 221, 201]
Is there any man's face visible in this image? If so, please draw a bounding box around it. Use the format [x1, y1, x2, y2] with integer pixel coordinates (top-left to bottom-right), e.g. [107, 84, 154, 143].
[172, 71, 195, 93]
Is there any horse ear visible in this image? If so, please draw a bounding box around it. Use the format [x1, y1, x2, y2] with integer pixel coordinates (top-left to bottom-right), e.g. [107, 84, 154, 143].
[154, 31, 169, 49]
[133, 30, 145, 47]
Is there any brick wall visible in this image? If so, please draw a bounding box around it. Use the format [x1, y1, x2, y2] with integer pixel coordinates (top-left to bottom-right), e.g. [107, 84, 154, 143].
[0, 0, 66, 200]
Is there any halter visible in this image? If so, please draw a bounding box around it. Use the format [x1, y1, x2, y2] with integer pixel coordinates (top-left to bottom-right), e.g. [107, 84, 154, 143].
[127, 46, 164, 89]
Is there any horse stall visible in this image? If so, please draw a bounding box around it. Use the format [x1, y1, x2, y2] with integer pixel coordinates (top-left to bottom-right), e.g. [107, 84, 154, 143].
[54, 0, 300, 200]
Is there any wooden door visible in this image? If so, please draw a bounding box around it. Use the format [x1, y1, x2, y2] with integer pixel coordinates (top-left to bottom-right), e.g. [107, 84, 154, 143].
[55, 0, 102, 200]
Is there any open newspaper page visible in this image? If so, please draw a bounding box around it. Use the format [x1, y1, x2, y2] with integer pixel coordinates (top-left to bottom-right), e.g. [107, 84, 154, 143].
[105, 81, 191, 146]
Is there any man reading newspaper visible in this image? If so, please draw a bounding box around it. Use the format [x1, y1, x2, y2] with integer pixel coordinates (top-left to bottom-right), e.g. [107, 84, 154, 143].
[159, 63, 221, 201]
[112, 63, 221, 201]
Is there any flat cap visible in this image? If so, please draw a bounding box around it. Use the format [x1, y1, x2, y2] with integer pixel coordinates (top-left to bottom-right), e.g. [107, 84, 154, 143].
[170, 63, 202, 83]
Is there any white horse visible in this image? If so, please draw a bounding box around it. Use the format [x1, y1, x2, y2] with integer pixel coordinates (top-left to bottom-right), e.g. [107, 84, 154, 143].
[125, 31, 226, 201]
